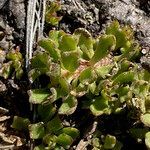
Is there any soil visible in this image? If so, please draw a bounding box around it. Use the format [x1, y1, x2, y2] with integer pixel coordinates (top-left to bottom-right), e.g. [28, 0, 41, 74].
[0, 0, 149, 149]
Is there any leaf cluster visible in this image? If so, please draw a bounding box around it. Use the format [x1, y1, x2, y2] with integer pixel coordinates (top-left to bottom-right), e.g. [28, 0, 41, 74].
[12, 21, 150, 149]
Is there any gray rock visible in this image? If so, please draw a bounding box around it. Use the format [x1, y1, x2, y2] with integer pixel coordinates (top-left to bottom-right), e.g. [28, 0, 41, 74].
[0, 0, 7, 9]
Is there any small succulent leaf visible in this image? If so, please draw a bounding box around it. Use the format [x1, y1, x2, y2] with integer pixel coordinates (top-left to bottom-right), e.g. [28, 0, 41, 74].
[62, 127, 80, 139]
[11, 116, 30, 131]
[88, 82, 97, 94]
[59, 34, 78, 52]
[46, 16, 62, 26]
[113, 71, 134, 85]
[90, 35, 116, 65]
[45, 87, 58, 103]
[58, 95, 78, 115]
[106, 21, 128, 50]
[95, 65, 113, 78]
[6, 50, 22, 61]
[104, 135, 116, 149]
[29, 122, 45, 139]
[46, 116, 63, 134]
[28, 69, 44, 83]
[74, 28, 94, 59]
[132, 80, 149, 98]
[38, 104, 56, 122]
[61, 51, 79, 72]
[45, 1, 62, 25]
[145, 132, 150, 150]
[129, 128, 149, 140]
[56, 133, 73, 149]
[115, 86, 129, 97]
[59, 77, 70, 95]
[79, 67, 96, 84]
[0, 62, 12, 79]
[90, 96, 110, 116]
[91, 138, 101, 148]
[49, 30, 65, 44]
[43, 134, 57, 147]
[140, 114, 150, 127]
[34, 145, 45, 150]
[28, 89, 50, 104]
[15, 67, 23, 79]
[38, 39, 60, 61]
[31, 52, 51, 69]
[50, 63, 61, 84]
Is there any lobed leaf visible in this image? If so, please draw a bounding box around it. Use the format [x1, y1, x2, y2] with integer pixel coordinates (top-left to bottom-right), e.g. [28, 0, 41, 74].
[59, 95, 77, 115]
[12, 116, 30, 131]
[29, 122, 45, 139]
[28, 89, 50, 104]
[90, 35, 116, 65]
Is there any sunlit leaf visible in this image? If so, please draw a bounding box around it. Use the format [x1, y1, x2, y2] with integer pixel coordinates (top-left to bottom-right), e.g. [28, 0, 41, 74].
[61, 51, 79, 72]
[59, 95, 77, 115]
[56, 133, 73, 149]
[145, 132, 150, 149]
[140, 114, 150, 127]
[29, 122, 45, 139]
[59, 34, 77, 52]
[113, 71, 134, 85]
[90, 96, 110, 116]
[62, 127, 80, 139]
[12, 116, 30, 131]
[38, 39, 60, 61]
[79, 67, 96, 84]
[28, 89, 50, 104]
[104, 135, 116, 149]
[90, 35, 116, 65]
[46, 116, 63, 134]
[74, 28, 94, 59]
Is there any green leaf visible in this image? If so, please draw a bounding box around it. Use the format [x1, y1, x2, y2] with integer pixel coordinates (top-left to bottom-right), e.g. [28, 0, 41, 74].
[62, 127, 80, 139]
[6, 50, 22, 61]
[106, 21, 128, 50]
[104, 135, 116, 149]
[29, 122, 45, 139]
[45, 1, 62, 25]
[11, 116, 30, 131]
[28, 89, 50, 104]
[90, 96, 110, 116]
[56, 133, 73, 149]
[43, 134, 57, 148]
[61, 51, 79, 72]
[90, 35, 116, 65]
[140, 114, 150, 127]
[46, 116, 63, 134]
[49, 30, 65, 44]
[31, 52, 51, 69]
[79, 67, 96, 84]
[113, 71, 134, 85]
[0, 62, 12, 79]
[38, 39, 60, 61]
[74, 28, 94, 59]
[59, 95, 77, 115]
[145, 132, 150, 149]
[29, 52, 51, 82]
[95, 65, 113, 78]
[58, 77, 70, 96]
[38, 104, 56, 122]
[59, 34, 77, 52]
